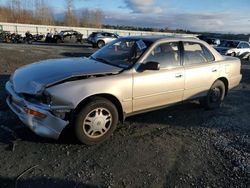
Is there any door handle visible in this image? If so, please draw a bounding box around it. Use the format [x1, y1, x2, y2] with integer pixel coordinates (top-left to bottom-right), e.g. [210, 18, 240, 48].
[175, 73, 183, 78]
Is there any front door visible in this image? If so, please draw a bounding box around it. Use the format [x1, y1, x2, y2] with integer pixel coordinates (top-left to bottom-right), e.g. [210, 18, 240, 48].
[133, 41, 184, 112]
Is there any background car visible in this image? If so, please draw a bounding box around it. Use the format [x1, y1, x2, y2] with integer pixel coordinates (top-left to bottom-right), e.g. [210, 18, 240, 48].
[46, 30, 83, 43]
[0, 31, 11, 42]
[215, 40, 250, 57]
[87, 31, 119, 48]
[0, 31, 22, 43]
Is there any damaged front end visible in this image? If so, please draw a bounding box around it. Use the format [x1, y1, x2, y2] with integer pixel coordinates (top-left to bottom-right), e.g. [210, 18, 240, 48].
[5, 81, 71, 139]
[6, 72, 121, 140]
[5, 57, 123, 139]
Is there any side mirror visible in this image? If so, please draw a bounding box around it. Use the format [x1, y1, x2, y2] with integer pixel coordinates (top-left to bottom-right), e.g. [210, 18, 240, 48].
[137, 61, 160, 72]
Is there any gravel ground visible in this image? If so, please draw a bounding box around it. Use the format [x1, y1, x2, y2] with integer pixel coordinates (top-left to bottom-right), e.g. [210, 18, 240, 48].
[0, 43, 249, 188]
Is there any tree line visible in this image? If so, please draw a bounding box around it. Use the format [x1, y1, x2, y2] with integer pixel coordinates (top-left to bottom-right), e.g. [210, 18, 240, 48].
[0, 0, 103, 28]
[0, 0, 191, 33]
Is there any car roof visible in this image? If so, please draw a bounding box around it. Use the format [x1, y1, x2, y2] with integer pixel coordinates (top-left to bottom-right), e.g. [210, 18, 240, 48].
[220, 39, 248, 43]
[121, 35, 199, 42]
[93, 31, 117, 34]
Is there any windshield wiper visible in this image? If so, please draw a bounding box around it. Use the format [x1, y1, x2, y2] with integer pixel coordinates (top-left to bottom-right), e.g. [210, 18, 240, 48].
[90, 56, 122, 68]
[96, 57, 112, 65]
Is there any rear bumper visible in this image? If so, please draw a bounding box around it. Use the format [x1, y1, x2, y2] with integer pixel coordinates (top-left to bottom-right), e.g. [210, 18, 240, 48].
[5, 81, 68, 139]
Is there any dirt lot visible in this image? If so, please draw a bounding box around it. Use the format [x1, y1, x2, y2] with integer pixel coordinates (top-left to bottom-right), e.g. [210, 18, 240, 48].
[0, 43, 249, 188]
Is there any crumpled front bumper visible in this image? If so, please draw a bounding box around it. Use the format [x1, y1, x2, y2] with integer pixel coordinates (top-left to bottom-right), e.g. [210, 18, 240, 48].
[5, 81, 69, 139]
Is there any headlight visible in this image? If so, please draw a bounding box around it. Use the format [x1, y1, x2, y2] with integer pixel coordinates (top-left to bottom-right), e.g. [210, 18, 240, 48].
[43, 91, 52, 105]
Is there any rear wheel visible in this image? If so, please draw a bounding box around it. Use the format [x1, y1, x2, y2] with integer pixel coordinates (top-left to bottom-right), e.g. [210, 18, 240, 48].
[97, 40, 105, 48]
[200, 80, 225, 110]
[74, 97, 118, 145]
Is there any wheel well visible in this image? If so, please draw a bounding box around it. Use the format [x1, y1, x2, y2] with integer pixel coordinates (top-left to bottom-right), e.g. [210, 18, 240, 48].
[97, 40, 104, 44]
[217, 77, 229, 96]
[73, 94, 124, 123]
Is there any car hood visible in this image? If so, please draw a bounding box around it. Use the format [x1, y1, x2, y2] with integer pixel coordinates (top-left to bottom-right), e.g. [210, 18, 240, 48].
[12, 57, 122, 95]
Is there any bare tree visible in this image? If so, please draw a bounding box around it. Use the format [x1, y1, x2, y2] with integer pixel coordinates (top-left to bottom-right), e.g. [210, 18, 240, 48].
[0, 0, 104, 28]
[92, 9, 103, 28]
[0, 7, 11, 22]
[80, 9, 90, 27]
[79, 8, 103, 28]
[34, 0, 54, 25]
[9, 0, 21, 23]
[64, 0, 78, 26]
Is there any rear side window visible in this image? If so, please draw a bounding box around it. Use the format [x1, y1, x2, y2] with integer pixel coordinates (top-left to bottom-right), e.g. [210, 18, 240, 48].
[183, 42, 215, 65]
[103, 33, 113, 37]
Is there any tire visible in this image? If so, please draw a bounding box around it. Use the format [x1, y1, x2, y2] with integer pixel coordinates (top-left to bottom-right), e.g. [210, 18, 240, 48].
[97, 40, 105, 48]
[74, 97, 118, 145]
[201, 80, 226, 110]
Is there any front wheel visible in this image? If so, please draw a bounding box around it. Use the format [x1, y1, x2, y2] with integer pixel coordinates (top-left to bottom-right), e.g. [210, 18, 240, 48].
[97, 40, 105, 48]
[200, 80, 225, 110]
[74, 97, 118, 145]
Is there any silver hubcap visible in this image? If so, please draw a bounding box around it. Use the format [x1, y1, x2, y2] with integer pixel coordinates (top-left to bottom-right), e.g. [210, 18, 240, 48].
[83, 108, 112, 138]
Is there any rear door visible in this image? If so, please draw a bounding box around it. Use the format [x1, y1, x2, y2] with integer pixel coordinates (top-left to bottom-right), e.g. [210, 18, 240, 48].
[182, 42, 219, 100]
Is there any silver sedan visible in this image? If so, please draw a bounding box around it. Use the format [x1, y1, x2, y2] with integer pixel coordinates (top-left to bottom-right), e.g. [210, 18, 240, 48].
[6, 36, 242, 144]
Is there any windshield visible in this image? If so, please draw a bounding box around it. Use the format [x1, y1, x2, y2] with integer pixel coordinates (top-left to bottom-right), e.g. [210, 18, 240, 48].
[218, 40, 239, 48]
[91, 38, 152, 68]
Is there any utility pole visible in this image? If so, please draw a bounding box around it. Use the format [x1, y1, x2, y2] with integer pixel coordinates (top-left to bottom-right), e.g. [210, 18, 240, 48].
[65, 0, 77, 26]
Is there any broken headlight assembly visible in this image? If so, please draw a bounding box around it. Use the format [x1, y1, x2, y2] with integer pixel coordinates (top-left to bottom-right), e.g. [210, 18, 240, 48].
[22, 90, 52, 105]
[43, 91, 52, 105]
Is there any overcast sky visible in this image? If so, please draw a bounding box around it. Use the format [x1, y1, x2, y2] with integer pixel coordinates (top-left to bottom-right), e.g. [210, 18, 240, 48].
[2, 0, 250, 33]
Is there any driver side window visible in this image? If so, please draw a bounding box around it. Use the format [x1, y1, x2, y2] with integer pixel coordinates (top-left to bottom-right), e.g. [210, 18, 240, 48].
[145, 42, 180, 68]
